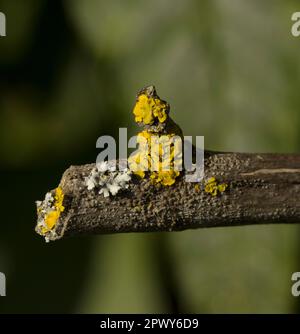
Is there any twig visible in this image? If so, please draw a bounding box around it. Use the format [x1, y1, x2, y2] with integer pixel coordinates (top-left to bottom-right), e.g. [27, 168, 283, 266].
[37, 152, 300, 241]
[34, 86, 300, 241]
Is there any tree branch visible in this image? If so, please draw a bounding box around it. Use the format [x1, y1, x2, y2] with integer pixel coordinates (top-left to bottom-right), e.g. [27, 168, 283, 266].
[36, 151, 300, 241]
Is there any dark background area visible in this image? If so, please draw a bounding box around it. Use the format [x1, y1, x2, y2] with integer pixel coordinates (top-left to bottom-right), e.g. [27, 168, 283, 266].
[0, 0, 299, 313]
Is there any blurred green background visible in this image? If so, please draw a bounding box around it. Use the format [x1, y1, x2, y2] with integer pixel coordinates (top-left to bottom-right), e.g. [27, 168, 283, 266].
[0, 0, 300, 313]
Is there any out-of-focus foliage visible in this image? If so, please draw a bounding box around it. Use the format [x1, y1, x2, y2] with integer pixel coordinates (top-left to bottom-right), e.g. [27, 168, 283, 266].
[0, 0, 299, 313]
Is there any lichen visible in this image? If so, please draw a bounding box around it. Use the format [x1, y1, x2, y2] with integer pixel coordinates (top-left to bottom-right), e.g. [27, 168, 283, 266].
[133, 94, 168, 125]
[194, 184, 200, 192]
[130, 87, 182, 186]
[85, 161, 131, 197]
[128, 131, 181, 186]
[204, 177, 228, 196]
[36, 187, 65, 242]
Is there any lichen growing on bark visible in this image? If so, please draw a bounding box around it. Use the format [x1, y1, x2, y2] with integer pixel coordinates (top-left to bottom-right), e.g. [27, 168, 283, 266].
[204, 177, 228, 196]
[85, 161, 131, 197]
[34, 86, 232, 242]
[129, 86, 183, 186]
[35, 187, 65, 242]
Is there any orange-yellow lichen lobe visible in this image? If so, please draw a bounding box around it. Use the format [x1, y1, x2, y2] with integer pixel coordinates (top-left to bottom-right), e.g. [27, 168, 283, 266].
[54, 186, 65, 213]
[204, 177, 228, 196]
[130, 86, 182, 186]
[36, 187, 65, 239]
[194, 184, 200, 192]
[133, 94, 169, 125]
[128, 131, 181, 186]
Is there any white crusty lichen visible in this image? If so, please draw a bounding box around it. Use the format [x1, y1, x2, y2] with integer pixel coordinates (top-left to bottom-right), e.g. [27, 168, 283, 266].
[85, 161, 131, 197]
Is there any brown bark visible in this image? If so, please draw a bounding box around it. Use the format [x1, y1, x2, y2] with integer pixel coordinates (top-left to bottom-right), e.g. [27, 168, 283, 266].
[42, 151, 300, 241]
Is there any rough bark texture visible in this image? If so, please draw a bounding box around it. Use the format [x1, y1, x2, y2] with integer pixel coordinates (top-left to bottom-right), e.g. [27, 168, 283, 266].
[46, 151, 300, 241]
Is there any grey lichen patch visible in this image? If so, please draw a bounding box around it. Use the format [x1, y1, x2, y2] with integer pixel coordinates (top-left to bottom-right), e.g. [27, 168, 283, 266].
[85, 161, 131, 197]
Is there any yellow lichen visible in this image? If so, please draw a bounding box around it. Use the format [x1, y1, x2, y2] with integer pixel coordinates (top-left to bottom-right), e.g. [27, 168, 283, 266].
[152, 98, 168, 123]
[130, 87, 182, 186]
[43, 210, 60, 232]
[151, 170, 180, 186]
[37, 187, 65, 236]
[217, 183, 227, 193]
[128, 131, 181, 186]
[54, 186, 65, 213]
[204, 177, 228, 196]
[133, 94, 168, 125]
